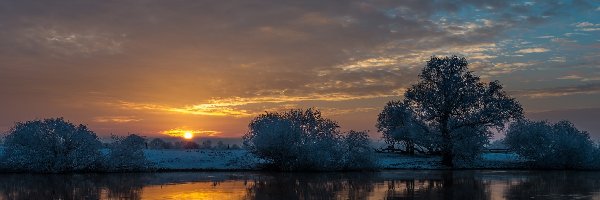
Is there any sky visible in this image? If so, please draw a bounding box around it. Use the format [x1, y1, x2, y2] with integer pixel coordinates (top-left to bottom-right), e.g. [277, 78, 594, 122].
[0, 0, 599, 140]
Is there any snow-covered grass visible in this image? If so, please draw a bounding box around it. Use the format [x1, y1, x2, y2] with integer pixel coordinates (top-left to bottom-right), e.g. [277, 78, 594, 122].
[378, 153, 443, 169]
[145, 149, 263, 170]
[0, 146, 527, 171]
[144, 149, 527, 170]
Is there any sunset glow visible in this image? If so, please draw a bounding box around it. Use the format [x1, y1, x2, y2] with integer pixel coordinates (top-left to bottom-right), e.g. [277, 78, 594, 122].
[161, 128, 220, 138]
[0, 0, 598, 139]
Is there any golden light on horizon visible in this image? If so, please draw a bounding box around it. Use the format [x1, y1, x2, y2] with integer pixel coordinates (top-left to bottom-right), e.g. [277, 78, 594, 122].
[161, 128, 221, 138]
[183, 131, 193, 139]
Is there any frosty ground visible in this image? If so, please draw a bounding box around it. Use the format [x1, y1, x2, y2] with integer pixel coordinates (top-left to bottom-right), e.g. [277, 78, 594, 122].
[144, 149, 527, 171]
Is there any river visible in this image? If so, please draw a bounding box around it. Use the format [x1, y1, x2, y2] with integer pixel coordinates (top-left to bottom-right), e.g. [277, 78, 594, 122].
[0, 170, 599, 199]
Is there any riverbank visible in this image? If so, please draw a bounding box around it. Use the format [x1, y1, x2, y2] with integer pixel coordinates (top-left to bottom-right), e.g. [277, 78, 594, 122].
[145, 149, 529, 171]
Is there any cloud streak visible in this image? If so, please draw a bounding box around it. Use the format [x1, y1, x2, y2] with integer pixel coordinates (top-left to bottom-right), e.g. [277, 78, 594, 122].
[513, 83, 600, 98]
[515, 48, 550, 54]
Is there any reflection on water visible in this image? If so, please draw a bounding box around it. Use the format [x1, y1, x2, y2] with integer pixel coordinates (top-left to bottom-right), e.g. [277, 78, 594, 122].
[0, 170, 599, 200]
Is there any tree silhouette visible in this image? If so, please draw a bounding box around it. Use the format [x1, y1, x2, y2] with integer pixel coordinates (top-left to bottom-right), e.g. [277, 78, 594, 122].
[379, 56, 523, 166]
[1, 118, 103, 172]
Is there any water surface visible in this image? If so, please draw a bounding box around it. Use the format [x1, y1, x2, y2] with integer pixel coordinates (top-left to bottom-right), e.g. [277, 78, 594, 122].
[1, 170, 599, 200]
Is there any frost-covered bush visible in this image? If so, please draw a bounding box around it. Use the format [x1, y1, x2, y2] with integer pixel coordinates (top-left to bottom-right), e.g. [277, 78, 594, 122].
[183, 141, 200, 149]
[343, 131, 378, 169]
[1, 118, 103, 172]
[201, 140, 213, 149]
[451, 126, 491, 167]
[106, 134, 151, 171]
[243, 109, 375, 171]
[376, 101, 436, 154]
[505, 120, 599, 169]
[148, 138, 172, 149]
[216, 141, 227, 149]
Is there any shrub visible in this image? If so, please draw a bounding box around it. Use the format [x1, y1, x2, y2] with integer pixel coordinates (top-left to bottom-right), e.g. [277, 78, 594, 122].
[243, 109, 376, 171]
[1, 118, 103, 172]
[343, 131, 378, 169]
[505, 120, 598, 169]
[183, 141, 200, 149]
[148, 138, 172, 149]
[451, 126, 491, 167]
[106, 134, 151, 171]
[201, 140, 213, 149]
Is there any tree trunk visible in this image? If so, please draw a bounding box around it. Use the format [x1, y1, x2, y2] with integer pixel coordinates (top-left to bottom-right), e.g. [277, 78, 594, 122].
[441, 143, 453, 167]
[406, 140, 415, 155]
[440, 117, 453, 167]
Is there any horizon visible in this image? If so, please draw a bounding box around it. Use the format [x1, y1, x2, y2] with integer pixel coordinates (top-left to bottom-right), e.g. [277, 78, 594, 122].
[1, 0, 599, 140]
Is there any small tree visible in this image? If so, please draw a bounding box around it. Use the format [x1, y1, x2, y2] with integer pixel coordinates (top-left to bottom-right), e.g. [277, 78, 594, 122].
[505, 120, 598, 169]
[106, 134, 151, 171]
[343, 131, 377, 169]
[183, 141, 200, 149]
[201, 140, 213, 149]
[244, 109, 374, 170]
[377, 101, 436, 154]
[148, 138, 172, 149]
[1, 118, 102, 172]
[379, 56, 523, 166]
[216, 141, 227, 149]
[244, 113, 305, 170]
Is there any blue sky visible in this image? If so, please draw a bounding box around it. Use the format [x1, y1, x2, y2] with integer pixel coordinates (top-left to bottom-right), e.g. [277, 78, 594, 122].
[0, 0, 598, 139]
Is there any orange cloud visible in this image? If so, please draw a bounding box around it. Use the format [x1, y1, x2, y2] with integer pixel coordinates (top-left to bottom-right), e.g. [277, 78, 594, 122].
[113, 93, 402, 117]
[93, 116, 142, 123]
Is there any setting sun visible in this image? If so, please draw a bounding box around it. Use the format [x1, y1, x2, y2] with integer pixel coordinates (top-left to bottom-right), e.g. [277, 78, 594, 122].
[183, 131, 193, 139]
[160, 128, 221, 139]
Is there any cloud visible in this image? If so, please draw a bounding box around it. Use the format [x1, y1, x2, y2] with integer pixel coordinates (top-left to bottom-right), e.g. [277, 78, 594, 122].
[549, 56, 566, 62]
[557, 74, 600, 82]
[338, 57, 400, 71]
[114, 92, 401, 117]
[513, 83, 600, 98]
[536, 35, 554, 39]
[515, 47, 550, 53]
[574, 22, 596, 27]
[480, 62, 536, 75]
[573, 22, 600, 31]
[17, 26, 125, 56]
[557, 75, 583, 80]
[93, 116, 142, 123]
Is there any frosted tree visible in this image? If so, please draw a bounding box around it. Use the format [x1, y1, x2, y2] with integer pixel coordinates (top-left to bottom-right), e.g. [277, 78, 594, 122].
[1, 118, 103, 172]
[244, 113, 304, 170]
[148, 138, 171, 149]
[216, 141, 227, 149]
[376, 101, 436, 154]
[243, 109, 375, 170]
[201, 140, 213, 149]
[106, 134, 151, 171]
[379, 56, 523, 166]
[343, 130, 377, 169]
[505, 120, 599, 169]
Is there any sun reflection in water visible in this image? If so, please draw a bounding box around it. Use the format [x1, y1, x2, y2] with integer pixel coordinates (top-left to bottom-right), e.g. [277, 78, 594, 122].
[141, 181, 252, 200]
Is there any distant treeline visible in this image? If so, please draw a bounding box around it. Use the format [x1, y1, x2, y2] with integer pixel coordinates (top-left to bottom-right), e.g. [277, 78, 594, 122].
[142, 138, 241, 150]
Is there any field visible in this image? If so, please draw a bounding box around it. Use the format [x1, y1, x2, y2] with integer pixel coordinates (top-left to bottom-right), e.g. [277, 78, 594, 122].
[145, 149, 528, 170]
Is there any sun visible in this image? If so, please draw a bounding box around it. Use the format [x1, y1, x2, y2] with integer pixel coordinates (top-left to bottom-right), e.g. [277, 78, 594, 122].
[183, 131, 193, 139]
